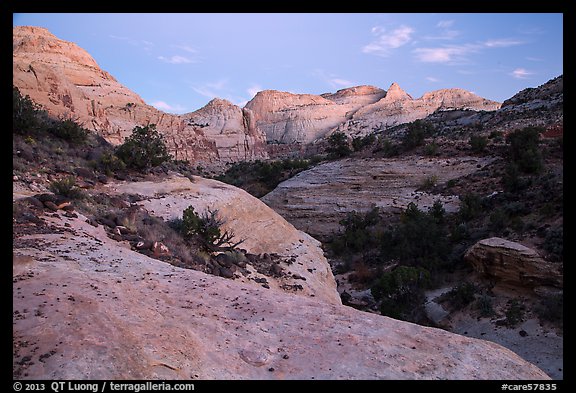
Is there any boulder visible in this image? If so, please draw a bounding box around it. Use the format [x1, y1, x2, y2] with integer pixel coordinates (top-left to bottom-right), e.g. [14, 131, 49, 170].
[464, 237, 563, 289]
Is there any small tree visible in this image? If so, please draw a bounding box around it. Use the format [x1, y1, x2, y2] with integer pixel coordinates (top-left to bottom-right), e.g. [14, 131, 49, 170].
[326, 132, 352, 158]
[506, 126, 543, 174]
[115, 124, 170, 170]
[180, 206, 244, 252]
[13, 86, 43, 135]
[402, 120, 434, 150]
[469, 135, 488, 153]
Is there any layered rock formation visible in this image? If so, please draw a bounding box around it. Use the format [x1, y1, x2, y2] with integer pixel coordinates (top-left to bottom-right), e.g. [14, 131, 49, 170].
[262, 155, 496, 240]
[333, 83, 501, 137]
[12, 26, 267, 165]
[13, 190, 550, 379]
[464, 237, 563, 290]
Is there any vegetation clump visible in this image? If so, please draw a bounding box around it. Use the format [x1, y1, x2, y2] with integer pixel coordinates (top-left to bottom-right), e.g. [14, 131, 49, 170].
[115, 124, 171, 170]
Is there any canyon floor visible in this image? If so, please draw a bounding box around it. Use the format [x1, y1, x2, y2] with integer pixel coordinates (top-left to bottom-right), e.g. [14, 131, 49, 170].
[261, 155, 563, 380]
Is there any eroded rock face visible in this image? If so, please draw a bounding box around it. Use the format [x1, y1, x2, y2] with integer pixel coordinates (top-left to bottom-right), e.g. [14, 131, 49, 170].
[244, 90, 352, 144]
[334, 83, 501, 137]
[262, 156, 496, 240]
[12, 26, 267, 166]
[13, 210, 550, 379]
[101, 174, 340, 304]
[464, 237, 563, 289]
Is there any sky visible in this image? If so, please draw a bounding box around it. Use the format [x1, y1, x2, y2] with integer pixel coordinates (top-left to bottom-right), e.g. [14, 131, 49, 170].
[13, 13, 563, 114]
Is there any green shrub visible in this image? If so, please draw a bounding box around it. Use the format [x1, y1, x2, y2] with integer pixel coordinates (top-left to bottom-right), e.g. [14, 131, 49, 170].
[379, 202, 450, 269]
[488, 130, 503, 142]
[402, 120, 434, 150]
[99, 152, 126, 175]
[469, 135, 488, 153]
[458, 193, 483, 221]
[13, 86, 43, 135]
[371, 266, 431, 320]
[375, 137, 400, 157]
[49, 176, 85, 200]
[424, 142, 439, 156]
[504, 299, 525, 327]
[352, 134, 376, 151]
[445, 282, 476, 310]
[331, 207, 380, 256]
[476, 294, 495, 317]
[326, 132, 352, 158]
[48, 118, 89, 145]
[115, 124, 170, 170]
[543, 227, 563, 261]
[506, 126, 543, 174]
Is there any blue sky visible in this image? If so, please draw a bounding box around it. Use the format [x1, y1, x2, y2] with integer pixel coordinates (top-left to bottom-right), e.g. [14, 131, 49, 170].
[13, 13, 563, 114]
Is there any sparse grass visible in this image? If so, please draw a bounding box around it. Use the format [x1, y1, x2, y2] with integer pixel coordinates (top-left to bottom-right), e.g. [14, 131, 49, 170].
[420, 175, 438, 190]
[49, 176, 86, 200]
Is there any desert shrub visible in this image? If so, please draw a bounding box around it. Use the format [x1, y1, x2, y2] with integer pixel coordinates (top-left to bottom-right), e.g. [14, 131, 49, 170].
[47, 118, 89, 145]
[215, 158, 314, 197]
[536, 294, 563, 325]
[424, 142, 439, 156]
[489, 208, 508, 232]
[446, 178, 457, 189]
[330, 207, 380, 256]
[469, 135, 488, 153]
[419, 175, 438, 190]
[506, 126, 543, 174]
[476, 294, 495, 317]
[504, 299, 525, 327]
[374, 137, 401, 157]
[180, 206, 243, 252]
[444, 282, 476, 310]
[352, 134, 376, 151]
[49, 176, 86, 200]
[98, 152, 127, 175]
[488, 130, 503, 142]
[13, 86, 44, 135]
[379, 202, 450, 269]
[115, 124, 170, 170]
[543, 227, 563, 262]
[371, 266, 431, 320]
[326, 132, 352, 158]
[458, 193, 483, 221]
[501, 162, 530, 192]
[402, 120, 434, 150]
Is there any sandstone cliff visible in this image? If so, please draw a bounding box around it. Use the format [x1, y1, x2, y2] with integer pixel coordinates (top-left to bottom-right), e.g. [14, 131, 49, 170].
[334, 83, 502, 137]
[12, 26, 267, 165]
[13, 180, 550, 379]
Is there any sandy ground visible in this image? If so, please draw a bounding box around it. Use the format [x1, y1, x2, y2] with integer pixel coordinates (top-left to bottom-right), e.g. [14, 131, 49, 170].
[425, 287, 563, 380]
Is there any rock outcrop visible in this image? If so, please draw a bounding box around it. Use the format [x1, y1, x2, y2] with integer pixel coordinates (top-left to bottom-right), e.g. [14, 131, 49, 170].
[464, 237, 563, 289]
[100, 174, 340, 304]
[13, 201, 550, 379]
[502, 76, 563, 108]
[334, 83, 501, 137]
[12, 26, 267, 166]
[262, 156, 496, 240]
